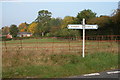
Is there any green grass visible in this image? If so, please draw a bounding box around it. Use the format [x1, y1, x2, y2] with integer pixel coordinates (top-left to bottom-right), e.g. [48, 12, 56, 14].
[3, 38, 65, 43]
[2, 52, 119, 78]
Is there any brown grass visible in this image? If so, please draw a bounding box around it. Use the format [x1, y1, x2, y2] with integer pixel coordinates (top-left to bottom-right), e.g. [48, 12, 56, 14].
[2, 39, 119, 69]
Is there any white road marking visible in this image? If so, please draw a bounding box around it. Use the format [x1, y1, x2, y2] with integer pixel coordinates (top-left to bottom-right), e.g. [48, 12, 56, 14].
[107, 71, 120, 74]
[84, 73, 100, 76]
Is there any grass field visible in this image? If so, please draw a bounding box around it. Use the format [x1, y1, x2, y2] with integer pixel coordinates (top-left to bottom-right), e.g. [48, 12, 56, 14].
[2, 38, 118, 54]
[2, 38, 119, 78]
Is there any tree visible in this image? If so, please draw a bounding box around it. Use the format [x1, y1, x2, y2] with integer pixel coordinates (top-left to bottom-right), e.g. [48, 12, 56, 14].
[49, 18, 62, 27]
[77, 9, 96, 24]
[111, 9, 120, 35]
[18, 22, 29, 32]
[76, 9, 97, 37]
[9, 25, 19, 37]
[35, 10, 52, 23]
[0, 29, 2, 35]
[48, 18, 62, 36]
[87, 16, 111, 35]
[36, 22, 50, 36]
[2, 26, 10, 35]
[88, 16, 111, 28]
[62, 16, 76, 28]
[53, 28, 79, 37]
[28, 22, 38, 35]
[35, 10, 52, 36]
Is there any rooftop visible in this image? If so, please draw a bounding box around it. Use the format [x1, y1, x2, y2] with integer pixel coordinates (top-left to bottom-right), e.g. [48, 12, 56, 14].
[18, 32, 32, 34]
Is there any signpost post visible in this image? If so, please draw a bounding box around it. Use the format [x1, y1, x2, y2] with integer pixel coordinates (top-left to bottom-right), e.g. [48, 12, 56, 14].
[82, 18, 85, 58]
[68, 18, 98, 58]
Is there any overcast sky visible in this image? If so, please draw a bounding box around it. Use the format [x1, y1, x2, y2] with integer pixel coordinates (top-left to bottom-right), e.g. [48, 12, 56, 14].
[0, 1, 119, 28]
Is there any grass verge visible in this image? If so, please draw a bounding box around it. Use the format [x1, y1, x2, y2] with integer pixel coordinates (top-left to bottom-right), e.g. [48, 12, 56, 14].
[2, 52, 119, 78]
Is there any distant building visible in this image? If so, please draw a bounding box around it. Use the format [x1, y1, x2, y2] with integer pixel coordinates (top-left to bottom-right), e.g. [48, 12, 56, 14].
[0, 34, 2, 37]
[1, 33, 12, 40]
[6, 34, 12, 39]
[17, 32, 32, 37]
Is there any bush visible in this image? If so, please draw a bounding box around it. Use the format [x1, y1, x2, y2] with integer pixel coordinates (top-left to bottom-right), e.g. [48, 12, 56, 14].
[47, 28, 80, 37]
[2, 36, 12, 41]
[13, 36, 35, 40]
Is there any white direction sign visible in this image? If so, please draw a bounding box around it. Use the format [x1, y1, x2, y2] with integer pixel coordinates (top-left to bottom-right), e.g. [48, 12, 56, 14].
[68, 18, 98, 58]
[68, 24, 98, 29]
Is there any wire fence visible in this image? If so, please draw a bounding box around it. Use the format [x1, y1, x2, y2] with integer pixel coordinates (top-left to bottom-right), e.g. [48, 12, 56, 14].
[2, 35, 120, 54]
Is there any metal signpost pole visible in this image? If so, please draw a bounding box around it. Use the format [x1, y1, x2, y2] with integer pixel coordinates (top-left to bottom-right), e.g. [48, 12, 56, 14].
[82, 18, 85, 58]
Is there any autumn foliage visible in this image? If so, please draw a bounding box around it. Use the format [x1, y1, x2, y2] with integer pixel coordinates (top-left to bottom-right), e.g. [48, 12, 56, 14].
[1, 9, 119, 37]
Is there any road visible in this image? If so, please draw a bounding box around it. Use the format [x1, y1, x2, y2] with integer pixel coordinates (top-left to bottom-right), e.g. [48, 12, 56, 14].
[69, 69, 120, 78]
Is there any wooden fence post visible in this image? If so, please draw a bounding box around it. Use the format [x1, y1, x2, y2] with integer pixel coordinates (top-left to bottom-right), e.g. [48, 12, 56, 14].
[4, 40, 7, 53]
[20, 39, 22, 50]
[52, 37, 54, 54]
[69, 37, 71, 53]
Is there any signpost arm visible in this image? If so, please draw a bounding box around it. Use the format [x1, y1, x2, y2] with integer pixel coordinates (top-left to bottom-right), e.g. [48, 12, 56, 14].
[82, 18, 85, 58]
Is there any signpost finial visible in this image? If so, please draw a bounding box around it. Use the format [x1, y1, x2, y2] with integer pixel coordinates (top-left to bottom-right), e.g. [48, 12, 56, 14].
[83, 18, 85, 25]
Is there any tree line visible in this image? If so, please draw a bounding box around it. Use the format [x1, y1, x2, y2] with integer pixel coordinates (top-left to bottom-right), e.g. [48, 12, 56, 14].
[1, 9, 120, 38]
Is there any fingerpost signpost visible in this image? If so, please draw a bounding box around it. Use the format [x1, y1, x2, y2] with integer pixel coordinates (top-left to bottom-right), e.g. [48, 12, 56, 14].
[67, 18, 98, 58]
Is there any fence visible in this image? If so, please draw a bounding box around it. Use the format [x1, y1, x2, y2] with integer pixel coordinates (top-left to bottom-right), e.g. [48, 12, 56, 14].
[2, 35, 120, 54]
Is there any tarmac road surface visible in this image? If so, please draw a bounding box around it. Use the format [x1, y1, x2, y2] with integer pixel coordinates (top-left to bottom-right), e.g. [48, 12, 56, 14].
[69, 69, 120, 78]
